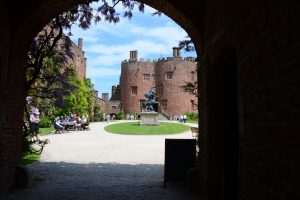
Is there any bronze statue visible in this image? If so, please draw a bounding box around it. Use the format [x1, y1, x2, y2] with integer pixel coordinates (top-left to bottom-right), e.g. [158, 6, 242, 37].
[141, 87, 159, 112]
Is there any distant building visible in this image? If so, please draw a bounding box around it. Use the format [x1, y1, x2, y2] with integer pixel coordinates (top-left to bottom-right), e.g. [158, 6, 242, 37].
[57, 35, 87, 80]
[103, 48, 198, 118]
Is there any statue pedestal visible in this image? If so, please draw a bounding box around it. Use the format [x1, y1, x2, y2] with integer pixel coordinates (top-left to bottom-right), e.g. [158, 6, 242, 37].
[140, 112, 159, 126]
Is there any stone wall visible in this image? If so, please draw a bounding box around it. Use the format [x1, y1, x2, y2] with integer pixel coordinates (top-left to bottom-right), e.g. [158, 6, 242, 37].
[198, 0, 300, 199]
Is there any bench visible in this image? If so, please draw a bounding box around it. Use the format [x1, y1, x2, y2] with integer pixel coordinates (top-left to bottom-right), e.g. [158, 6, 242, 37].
[190, 127, 198, 139]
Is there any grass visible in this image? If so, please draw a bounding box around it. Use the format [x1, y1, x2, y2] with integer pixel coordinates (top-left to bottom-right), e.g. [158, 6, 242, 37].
[39, 126, 55, 136]
[105, 122, 191, 135]
[21, 127, 53, 166]
[187, 120, 198, 124]
[21, 150, 40, 166]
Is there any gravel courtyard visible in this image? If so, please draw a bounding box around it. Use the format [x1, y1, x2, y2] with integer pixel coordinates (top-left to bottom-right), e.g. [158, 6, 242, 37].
[3, 121, 200, 200]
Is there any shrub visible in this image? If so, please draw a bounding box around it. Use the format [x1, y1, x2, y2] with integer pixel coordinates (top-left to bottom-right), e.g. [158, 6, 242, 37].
[91, 113, 104, 122]
[184, 112, 198, 121]
[39, 116, 52, 128]
[116, 112, 124, 120]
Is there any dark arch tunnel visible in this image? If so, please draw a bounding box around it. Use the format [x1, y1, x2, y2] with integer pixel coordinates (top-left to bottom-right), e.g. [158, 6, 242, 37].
[1, 1, 299, 200]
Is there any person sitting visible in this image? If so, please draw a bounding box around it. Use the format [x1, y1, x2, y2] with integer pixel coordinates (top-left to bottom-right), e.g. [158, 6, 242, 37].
[81, 116, 90, 131]
[54, 117, 64, 134]
[75, 117, 82, 131]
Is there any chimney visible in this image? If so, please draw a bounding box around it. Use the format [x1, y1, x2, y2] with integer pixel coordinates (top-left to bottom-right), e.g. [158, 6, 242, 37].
[102, 93, 109, 101]
[112, 86, 116, 96]
[94, 90, 98, 97]
[172, 47, 177, 57]
[172, 47, 181, 57]
[78, 38, 83, 50]
[129, 50, 138, 60]
[177, 48, 181, 57]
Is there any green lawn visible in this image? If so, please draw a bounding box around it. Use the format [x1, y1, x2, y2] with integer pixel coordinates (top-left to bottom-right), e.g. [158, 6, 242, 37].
[187, 120, 198, 124]
[21, 150, 40, 166]
[39, 126, 55, 136]
[104, 122, 190, 135]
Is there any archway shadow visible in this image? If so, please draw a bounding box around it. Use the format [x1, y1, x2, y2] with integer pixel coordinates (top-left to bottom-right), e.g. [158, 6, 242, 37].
[4, 161, 200, 200]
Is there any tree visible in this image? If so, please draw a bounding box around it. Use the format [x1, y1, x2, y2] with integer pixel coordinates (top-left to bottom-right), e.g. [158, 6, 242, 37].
[24, 1, 147, 155]
[178, 36, 198, 99]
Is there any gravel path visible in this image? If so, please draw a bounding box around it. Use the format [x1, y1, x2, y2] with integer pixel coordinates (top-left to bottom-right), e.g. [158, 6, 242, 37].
[3, 121, 200, 200]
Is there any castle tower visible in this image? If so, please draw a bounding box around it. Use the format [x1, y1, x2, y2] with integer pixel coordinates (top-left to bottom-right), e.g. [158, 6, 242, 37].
[120, 51, 155, 114]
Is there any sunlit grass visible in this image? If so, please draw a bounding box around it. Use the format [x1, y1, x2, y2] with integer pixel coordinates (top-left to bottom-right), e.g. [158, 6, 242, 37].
[104, 122, 190, 135]
[21, 149, 40, 166]
[39, 126, 55, 136]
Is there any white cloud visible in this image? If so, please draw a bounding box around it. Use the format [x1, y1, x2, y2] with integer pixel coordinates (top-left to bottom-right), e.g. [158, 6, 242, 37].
[129, 25, 187, 44]
[85, 40, 171, 67]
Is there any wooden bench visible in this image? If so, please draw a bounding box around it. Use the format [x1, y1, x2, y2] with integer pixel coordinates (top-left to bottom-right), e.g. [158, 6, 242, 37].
[191, 127, 198, 139]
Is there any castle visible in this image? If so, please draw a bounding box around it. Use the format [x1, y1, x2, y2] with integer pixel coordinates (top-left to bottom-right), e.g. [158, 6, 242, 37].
[103, 48, 198, 118]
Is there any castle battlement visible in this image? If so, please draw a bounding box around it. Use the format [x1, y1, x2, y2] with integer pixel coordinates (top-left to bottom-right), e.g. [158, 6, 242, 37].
[122, 58, 155, 64]
[122, 49, 196, 64]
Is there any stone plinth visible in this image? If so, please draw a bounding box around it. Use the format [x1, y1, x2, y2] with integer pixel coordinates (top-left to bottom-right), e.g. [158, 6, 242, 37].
[140, 112, 159, 126]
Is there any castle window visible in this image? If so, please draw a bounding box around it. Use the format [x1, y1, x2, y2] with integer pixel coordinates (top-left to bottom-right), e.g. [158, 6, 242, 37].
[143, 74, 150, 81]
[191, 100, 196, 110]
[112, 106, 116, 111]
[166, 72, 173, 80]
[191, 71, 195, 81]
[131, 86, 137, 95]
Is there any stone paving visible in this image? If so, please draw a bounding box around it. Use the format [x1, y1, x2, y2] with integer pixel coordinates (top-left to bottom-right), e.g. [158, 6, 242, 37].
[2, 121, 200, 200]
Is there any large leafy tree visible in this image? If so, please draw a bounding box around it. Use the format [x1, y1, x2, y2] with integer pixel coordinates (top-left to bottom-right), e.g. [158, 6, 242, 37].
[23, 0, 146, 154]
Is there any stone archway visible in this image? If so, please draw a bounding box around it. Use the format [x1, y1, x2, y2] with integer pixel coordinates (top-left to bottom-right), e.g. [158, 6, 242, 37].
[2, 1, 299, 199]
[0, 0, 202, 192]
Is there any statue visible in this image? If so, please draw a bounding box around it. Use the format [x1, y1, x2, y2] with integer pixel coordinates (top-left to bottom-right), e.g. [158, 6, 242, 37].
[141, 87, 159, 112]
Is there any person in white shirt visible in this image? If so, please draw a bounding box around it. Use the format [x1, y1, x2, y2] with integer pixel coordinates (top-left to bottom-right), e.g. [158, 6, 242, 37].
[183, 114, 187, 123]
[29, 108, 40, 140]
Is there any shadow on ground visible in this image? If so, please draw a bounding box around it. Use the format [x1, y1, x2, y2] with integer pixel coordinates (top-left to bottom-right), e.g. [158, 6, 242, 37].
[3, 162, 199, 200]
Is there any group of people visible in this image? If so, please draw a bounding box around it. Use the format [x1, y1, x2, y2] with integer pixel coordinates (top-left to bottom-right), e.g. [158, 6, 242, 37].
[54, 114, 90, 133]
[173, 114, 187, 123]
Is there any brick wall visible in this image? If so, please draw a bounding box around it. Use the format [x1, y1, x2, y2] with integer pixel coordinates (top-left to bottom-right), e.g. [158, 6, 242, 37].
[120, 55, 198, 116]
[198, 0, 300, 199]
[120, 60, 155, 113]
[155, 58, 198, 117]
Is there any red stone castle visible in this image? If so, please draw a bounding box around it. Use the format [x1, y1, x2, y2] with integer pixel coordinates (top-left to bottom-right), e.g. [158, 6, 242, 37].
[103, 48, 198, 118]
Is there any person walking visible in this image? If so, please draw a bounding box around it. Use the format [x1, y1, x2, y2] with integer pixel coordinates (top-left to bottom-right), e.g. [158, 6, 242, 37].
[180, 114, 184, 123]
[183, 114, 187, 123]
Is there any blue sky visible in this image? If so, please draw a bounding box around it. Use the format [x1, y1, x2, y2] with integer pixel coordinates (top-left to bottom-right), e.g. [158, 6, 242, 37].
[67, 3, 196, 98]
